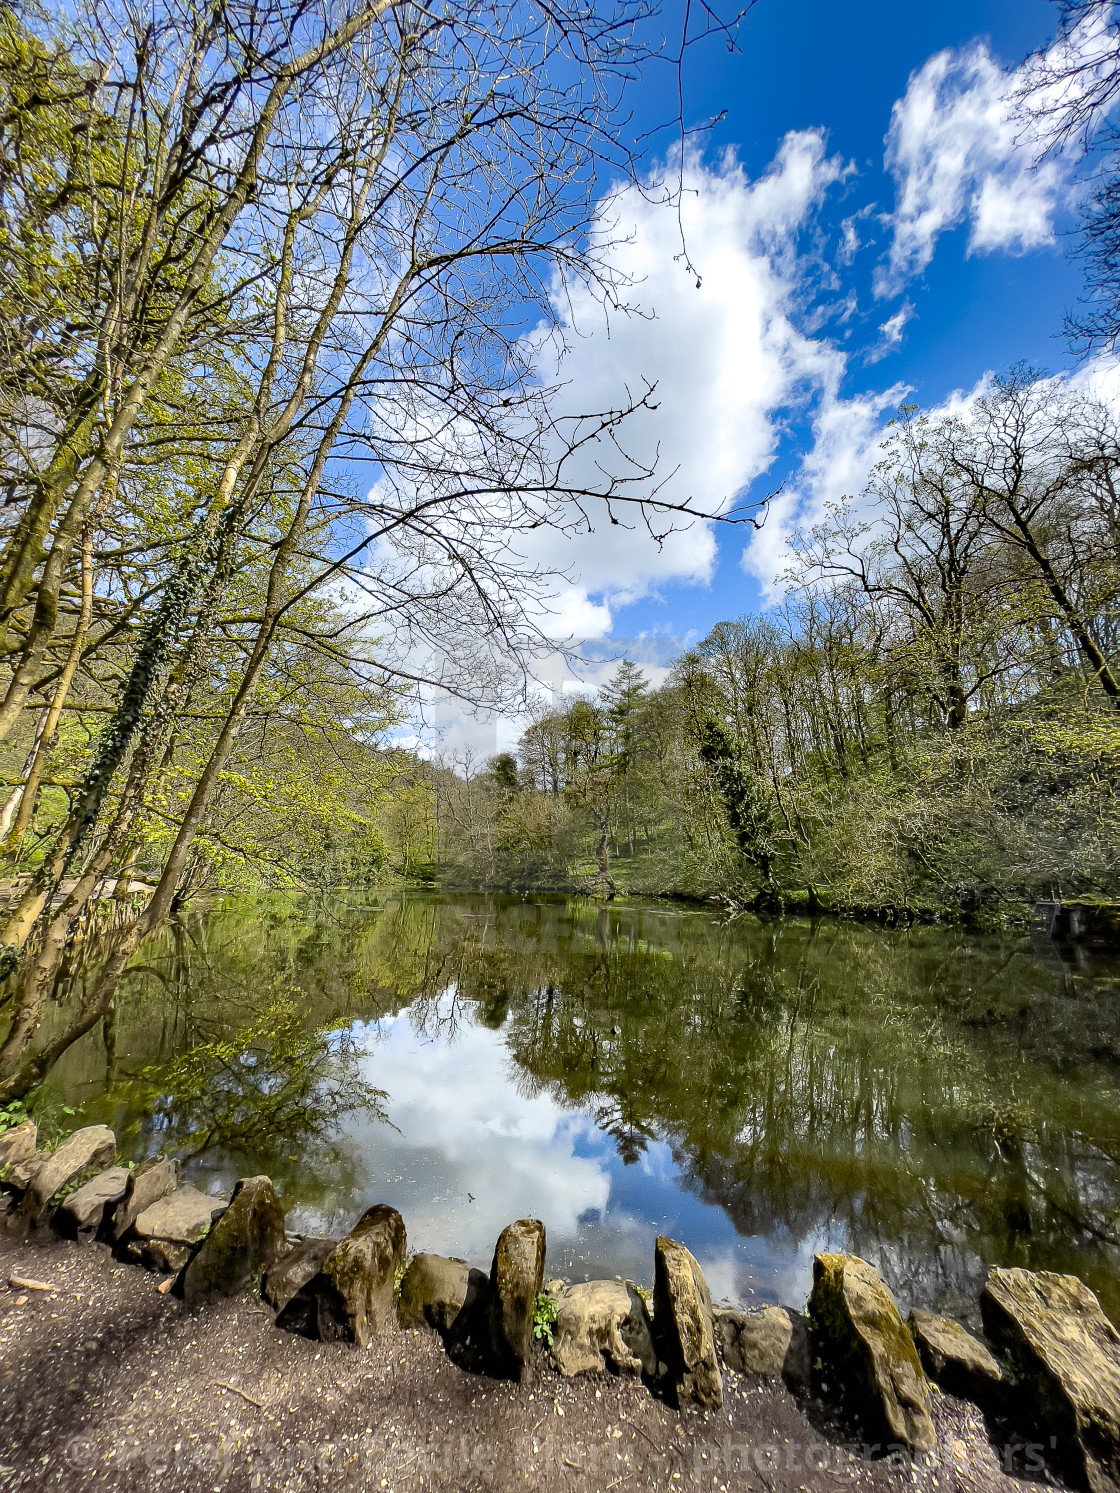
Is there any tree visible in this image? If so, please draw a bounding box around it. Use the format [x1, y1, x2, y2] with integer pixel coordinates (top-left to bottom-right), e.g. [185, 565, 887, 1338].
[1014, 1, 1120, 348]
[0, 0, 742, 1101]
[696, 714, 784, 898]
[933, 369, 1120, 705]
[792, 405, 1021, 732]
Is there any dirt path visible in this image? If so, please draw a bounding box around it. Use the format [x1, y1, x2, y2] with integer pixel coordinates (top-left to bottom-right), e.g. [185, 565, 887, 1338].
[1, 1233, 1036, 1493]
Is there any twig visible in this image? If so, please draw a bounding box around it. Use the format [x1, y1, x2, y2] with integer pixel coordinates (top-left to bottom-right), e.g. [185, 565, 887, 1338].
[215, 1380, 264, 1408]
[630, 1422, 660, 1453]
[8, 1276, 52, 1292]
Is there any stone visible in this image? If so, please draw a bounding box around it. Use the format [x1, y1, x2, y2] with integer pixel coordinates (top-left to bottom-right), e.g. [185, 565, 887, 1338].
[445, 1267, 495, 1372]
[809, 1253, 934, 1456]
[783, 1309, 813, 1396]
[10, 1125, 116, 1231]
[113, 1154, 180, 1240]
[653, 1236, 722, 1410]
[58, 1167, 130, 1237]
[397, 1253, 471, 1333]
[550, 1279, 656, 1379]
[488, 1217, 546, 1381]
[714, 1306, 793, 1378]
[314, 1204, 405, 1346]
[181, 1176, 285, 1309]
[144, 1239, 193, 1274]
[4, 1157, 38, 1191]
[133, 1184, 221, 1245]
[264, 1237, 338, 1316]
[0, 1121, 36, 1175]
[908, 1309, 1002, 1406]
[981, 1267, 1120, 1493]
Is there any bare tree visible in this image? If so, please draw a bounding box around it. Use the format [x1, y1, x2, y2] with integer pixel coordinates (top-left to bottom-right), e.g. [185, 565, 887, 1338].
[1014, 0, 1120, 348]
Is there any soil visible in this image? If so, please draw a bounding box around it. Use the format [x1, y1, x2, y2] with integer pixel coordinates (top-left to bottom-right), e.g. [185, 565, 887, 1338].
[0, 1231, 1045, 1493]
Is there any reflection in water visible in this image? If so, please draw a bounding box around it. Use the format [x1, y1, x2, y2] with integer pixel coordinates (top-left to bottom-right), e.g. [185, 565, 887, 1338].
[53, 893, 1120, 1322]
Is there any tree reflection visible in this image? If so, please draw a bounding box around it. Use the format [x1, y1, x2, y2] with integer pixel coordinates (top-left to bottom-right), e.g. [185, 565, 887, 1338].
[47, 891, 1120, 1320]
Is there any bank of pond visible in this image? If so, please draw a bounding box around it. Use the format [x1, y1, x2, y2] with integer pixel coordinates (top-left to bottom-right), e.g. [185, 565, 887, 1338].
[17, 891, 1120, 1333]
[2, 1121, 1119, 1492]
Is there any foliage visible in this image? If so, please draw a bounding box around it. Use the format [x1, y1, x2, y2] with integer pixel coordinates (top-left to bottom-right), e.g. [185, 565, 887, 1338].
[0, 1092, 78, 1144]
[130, 994, 388, 1164]
[0, 1098, 29, 1133]
[532, 1291, 558, 1345]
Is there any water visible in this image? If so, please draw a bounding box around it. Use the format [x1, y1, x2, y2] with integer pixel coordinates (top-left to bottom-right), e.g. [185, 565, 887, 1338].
[46, 892, 1120, 1323]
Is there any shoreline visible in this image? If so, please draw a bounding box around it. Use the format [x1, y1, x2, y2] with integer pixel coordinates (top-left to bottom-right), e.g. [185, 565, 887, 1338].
[1, 1229, 1024, 1493]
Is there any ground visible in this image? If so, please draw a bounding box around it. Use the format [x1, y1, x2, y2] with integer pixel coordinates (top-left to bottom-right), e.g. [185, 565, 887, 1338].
[0, 1232, 1046, 1493]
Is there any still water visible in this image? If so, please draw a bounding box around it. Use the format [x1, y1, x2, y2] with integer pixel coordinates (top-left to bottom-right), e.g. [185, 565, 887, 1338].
[48, 893, 1120, 1323]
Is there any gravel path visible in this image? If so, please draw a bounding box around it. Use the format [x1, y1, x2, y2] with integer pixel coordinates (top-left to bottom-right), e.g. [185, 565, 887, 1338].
[1, 1232, 1040, 1493]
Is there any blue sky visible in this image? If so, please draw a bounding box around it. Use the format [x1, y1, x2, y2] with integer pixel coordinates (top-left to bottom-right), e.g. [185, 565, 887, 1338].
[602, 0, 1089, 645]
[424, 0, 1119, 749]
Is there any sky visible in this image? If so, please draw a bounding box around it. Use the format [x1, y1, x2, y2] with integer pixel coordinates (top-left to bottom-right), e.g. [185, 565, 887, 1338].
[413, 0, 1117, 754]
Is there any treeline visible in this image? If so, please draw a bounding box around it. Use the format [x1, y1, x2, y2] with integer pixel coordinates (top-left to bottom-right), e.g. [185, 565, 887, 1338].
[430, 372, 1120, 915]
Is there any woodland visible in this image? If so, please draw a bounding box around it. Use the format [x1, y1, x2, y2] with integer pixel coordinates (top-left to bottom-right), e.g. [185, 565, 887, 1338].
[424, 374, 1120, 915]
[0, 0, 1118, 1103]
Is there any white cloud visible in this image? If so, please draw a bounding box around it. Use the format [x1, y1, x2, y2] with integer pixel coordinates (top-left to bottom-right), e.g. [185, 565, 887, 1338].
[742, 382, 907, 595]
[877, 12, 1117, 296]
[394, 133, 855, 752]
[744, 350, 1120, 597]
[866, 301, 915, 363]
[514, 132, 850, 631]
[879, 43, 1061, 293]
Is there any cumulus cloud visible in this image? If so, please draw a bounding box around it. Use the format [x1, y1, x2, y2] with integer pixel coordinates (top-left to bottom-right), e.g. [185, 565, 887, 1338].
[393, 132, 855, 753]
[513, 131, 850, 632]
[744, 350, 1120, 597]
[742, 382, 908, 594]
[877, 12, 1117, 296]
[879, 44, 1062, 293]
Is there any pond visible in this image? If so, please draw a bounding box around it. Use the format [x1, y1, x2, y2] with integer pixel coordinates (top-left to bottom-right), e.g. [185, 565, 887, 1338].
[42, 892, 1120, 1324]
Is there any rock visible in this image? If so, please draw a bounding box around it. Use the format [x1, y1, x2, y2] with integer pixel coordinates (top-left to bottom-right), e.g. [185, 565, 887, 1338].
[57, 1166, 130, 1237]
[550, 1279, 656, 1379]
[113, 1154, 180, 1240]
[981, 1267, 1120, 1493]
[397, 1253, 471, 1333]
[314, 1204, 405, 1346]
[445, 1268, 495, 1372]
[488, 1217, 546, 1381]
[4, 1157, 39, 1191]
[9, 1125, 116, 1231]
[0, 1121, 36, 1175]
[133, 1184, 221, 1245]
[653, 1236, 723, 1410]
[265, 1237, 338, 1316]
[809, 1253, 934, 1456]
[908, 1309, 1002, 1406]
[144, 1239, 193, 1274]
[784, 1309, 813, 1396]
[181, 1175, 285, 1309]
[714, 1306, 793, 1377]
